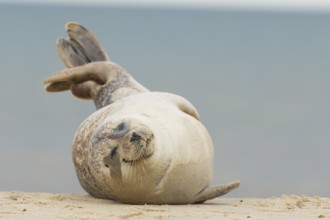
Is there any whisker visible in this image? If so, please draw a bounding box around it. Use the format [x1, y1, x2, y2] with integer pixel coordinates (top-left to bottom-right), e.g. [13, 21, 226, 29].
[130, 161, 133, 184]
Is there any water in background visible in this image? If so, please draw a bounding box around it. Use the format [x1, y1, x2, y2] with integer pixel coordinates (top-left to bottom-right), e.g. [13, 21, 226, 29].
[0, 4, 329, 197]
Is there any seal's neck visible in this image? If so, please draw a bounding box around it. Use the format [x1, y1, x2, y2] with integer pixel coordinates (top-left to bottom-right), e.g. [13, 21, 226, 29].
[93, 70, 149, 109]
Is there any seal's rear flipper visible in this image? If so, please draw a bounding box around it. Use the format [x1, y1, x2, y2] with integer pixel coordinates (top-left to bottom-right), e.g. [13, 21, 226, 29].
[44, 22, 148, 107]
[44, 61, 148, 104]
[44, 62, 114, 98]
[57, 22, 110, 69]
[47, 22, 110, 92]
[56, 38, 89, 68]
[193, 181, 240, 204]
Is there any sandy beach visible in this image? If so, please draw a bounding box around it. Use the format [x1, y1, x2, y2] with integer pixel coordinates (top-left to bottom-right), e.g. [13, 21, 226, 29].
[0, 192, 329, 220]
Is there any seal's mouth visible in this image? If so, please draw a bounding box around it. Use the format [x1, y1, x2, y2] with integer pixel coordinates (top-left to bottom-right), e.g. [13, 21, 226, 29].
[104, 138, 153, 167]
[122, 152, 153, 165]
[103, 127, 154, 168]
[121, 131, 153, 165]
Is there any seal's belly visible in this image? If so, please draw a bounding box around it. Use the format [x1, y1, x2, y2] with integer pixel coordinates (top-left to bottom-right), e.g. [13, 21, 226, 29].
[73, 92, 214, 204]
[110, 160, 212, 204]
[108, 116, 214, 204]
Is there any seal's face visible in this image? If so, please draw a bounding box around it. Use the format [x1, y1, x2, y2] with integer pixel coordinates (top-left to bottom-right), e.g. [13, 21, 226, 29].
[89, 118, 155, 176]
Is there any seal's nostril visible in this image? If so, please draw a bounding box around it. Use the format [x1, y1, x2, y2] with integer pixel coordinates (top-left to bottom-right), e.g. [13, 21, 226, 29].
[130, 132, 142, 142]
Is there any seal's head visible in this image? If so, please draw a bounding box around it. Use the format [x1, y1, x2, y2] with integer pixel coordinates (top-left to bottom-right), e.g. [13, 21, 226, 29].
[89, 117, 155, 182]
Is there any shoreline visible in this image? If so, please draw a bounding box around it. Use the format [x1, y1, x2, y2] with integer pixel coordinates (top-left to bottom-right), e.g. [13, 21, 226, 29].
[1, 191, 329, 219]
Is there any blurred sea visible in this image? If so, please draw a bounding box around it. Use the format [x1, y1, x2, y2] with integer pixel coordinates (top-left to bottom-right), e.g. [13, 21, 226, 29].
[0, 4, 329, 197]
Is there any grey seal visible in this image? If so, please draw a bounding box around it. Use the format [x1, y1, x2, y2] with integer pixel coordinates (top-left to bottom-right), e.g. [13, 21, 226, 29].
[44, 22, 239, 204]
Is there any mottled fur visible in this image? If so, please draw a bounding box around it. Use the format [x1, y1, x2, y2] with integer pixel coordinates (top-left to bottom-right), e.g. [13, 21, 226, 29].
[44, 22, 240, 204]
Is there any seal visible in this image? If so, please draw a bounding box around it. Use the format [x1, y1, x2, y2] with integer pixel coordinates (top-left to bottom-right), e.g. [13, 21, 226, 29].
[44, 22, 240, 204]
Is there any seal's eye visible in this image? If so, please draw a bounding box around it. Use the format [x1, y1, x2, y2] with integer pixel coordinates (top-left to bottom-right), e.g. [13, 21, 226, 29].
[116, 122, 126, 131]
[107, 122, 129, 140]
[130, 132, 142, 142]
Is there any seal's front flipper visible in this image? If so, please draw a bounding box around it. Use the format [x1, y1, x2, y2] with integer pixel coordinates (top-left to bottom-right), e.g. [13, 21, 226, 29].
[104, 147, 122, 183]
[193, 181, 240, 204]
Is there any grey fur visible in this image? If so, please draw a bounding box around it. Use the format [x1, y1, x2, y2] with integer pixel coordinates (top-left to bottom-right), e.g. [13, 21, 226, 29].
[93, 71, 146, 109]
[45, 22, 147, 109]
[44, 22, 240, 204]
[57, 38, 88, 68]
[44, 61, 148, 108]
